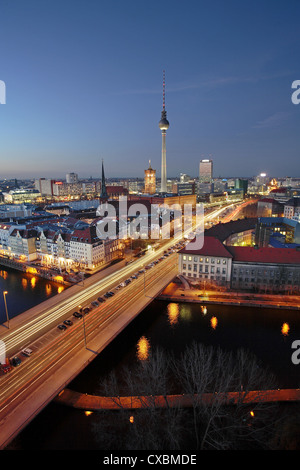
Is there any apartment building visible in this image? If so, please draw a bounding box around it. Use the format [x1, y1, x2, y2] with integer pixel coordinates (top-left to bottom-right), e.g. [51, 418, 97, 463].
[178, 235, 300, 293]
[227, 246, 300, 294]
[178, 236, 233, 286]
[284, 197, 300, 220]
[0, 220, 122, 270]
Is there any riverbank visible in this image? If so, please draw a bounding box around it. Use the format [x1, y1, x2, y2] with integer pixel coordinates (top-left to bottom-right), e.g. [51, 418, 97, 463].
[0, 257, 127, 333]
[0, 256, 72, 285]
[158, 281, 300, 310]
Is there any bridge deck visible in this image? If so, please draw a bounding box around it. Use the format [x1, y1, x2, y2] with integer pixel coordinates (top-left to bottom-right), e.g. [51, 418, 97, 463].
[55, 387, 300, 410]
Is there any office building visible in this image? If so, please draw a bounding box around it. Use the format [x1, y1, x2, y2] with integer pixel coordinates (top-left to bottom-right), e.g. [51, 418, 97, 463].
[144, 160, 156, 194]
[66, 173, 78, 184]
[199, 159, 213, 194]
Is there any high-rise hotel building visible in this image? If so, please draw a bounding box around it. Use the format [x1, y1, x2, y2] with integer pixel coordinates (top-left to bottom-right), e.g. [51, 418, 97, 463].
[199, 159, 213, 184]
[199, 159, 213, 194]
[144, 160, 156, 194]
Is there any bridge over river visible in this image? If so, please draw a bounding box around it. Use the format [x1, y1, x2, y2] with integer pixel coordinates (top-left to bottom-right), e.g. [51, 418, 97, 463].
[0, 202, 255, 448]
[0, 244, 178, 449]
[55, 387, 300, 410]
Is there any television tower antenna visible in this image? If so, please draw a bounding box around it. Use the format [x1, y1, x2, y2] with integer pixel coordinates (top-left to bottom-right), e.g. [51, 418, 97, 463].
[163, 70, 165, 111]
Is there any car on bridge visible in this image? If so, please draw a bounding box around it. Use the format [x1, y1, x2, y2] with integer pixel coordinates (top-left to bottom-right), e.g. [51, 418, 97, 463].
[0, 360, 12, 375]
[104, 291, 115, 298]
[21, 348, 33, 357]
[10, 356, 22, 367]
[97, 297, 105, 303]
[57, 324, 67, 331]
[73, 311, 83, 319]
[63, 320, 73, 326]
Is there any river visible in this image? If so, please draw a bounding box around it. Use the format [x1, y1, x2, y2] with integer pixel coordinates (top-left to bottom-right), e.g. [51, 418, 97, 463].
[0, 266, 66, 323]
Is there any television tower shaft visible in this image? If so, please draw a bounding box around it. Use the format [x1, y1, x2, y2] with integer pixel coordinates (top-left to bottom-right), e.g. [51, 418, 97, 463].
[159, 70, 169, 193]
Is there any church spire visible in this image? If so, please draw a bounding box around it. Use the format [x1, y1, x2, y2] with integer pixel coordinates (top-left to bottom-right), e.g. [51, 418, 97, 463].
[100, 159, 108, 202]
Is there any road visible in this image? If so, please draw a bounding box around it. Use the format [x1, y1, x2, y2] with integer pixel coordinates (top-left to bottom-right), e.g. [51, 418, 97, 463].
[0, 203, 232, 357]
[0, 202, 235, 448]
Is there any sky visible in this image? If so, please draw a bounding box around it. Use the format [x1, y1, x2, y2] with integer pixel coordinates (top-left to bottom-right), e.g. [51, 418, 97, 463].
[0, 0, 299, 180]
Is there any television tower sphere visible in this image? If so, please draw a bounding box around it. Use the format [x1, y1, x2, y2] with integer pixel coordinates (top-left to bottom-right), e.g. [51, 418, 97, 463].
[159, 113, 169, 130]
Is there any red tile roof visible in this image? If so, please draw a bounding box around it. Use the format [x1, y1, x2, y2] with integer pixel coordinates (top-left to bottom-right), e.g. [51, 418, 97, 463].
[226, 246, 300, 265]
[179, 236, 233, 258]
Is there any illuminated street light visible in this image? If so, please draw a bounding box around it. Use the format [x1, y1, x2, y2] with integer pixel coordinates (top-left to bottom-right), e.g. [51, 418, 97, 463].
[79, 305, 87, 348]
[3, 291, 9, 329]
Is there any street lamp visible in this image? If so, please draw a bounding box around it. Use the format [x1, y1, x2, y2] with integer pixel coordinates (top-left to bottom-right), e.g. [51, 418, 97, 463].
[3, 291, 9, 329]
[79, 305, 87, 348]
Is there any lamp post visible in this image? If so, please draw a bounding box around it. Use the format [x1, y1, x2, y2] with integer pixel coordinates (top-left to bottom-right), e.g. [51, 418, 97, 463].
[79, 305, 87, 348]
[3, 291, 9, 329]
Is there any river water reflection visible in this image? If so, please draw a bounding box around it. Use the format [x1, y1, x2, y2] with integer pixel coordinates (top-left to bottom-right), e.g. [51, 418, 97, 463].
[0, 267, 66, 323]
[69, 299, 300, 394]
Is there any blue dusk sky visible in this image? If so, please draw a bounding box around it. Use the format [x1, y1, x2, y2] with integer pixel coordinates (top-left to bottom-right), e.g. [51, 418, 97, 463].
[0, 0, 299, 180]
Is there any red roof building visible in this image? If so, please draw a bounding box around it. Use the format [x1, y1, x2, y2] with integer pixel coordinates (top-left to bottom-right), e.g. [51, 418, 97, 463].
[179, 236, 233, 258]
[226, 246, 300, 265]
[178, 234, 300, 292]
[178, 236, 233, 286]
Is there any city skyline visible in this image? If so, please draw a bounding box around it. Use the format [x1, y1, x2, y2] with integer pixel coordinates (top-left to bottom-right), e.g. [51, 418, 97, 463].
[0, 1, 299, 180]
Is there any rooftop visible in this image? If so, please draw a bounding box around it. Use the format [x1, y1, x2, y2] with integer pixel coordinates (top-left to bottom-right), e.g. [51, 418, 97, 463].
[285, 197, 300, 207]
[179, 236, 233, 258]
[205, 218, 257, 242]
[226, 245, 300, 265]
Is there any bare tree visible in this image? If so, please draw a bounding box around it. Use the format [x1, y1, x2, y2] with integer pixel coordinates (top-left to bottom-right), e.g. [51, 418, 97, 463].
[171, 342, 279, 450]
[92, 342, 282, 450]
[93, 347, 187, 450]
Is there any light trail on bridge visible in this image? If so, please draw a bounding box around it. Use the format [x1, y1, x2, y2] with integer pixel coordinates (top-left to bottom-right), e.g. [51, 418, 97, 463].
[0, 204, 230, 355]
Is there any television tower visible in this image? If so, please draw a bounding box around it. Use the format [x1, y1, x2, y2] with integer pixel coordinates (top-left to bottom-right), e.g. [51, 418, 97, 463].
[159, 70, 169, 193]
